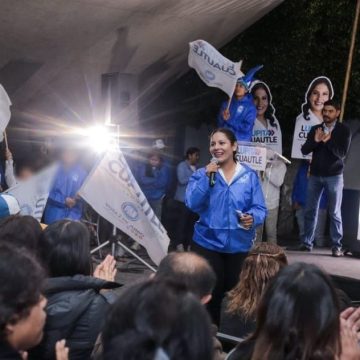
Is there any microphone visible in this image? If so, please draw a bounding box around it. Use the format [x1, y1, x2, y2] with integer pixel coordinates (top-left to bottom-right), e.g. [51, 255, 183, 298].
[209, 157, 219, 187]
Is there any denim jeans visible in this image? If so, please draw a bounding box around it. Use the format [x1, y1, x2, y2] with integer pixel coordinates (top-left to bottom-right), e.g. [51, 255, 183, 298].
[296, 208, 328, 247]
[303, 175, 343, 250]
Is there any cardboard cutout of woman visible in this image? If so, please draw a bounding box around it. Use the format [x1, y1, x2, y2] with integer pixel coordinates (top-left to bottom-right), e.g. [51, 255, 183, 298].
[251, 81, 282, 155]
[251, 81, 286, 243]
[291, 76, 334, 159]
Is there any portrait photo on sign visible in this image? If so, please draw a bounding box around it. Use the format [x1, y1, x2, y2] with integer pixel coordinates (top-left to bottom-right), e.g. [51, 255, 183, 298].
[291, 76, 334, 159]
[251, 80, 282, 155]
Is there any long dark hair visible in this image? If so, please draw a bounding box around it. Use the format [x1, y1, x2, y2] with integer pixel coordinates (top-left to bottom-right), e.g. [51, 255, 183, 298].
[102, 280, 214, 360]
[250, 263, 340, 360]
[210, 128, 238, 162]
[251, 82, 277, 129]
[38, 220, 91, 277]
[302, 76, 334, 121]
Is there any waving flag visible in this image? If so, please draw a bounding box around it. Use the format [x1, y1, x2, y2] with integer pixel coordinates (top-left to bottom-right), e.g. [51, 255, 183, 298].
[188, 40, 243, 97]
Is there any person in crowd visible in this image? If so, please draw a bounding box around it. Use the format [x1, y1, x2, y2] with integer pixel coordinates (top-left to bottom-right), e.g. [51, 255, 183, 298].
[226, 263, 360, 360]
[218, 66, 263, 142]
[155, 251, 224, 360]
[291, 76, 334, 158]
[29, 220, 121, 360]
[172, 147, 200, 251]
[0, 244, 47, 359]
[220, 243, 287, 339]
[0, 193, 20, 219]
[291, 100, 351, 256]
[251, 81, 286, 243]
[292, 160, 328, 247]
[186, 128, 267, 325]
[5, 148, 35, 188]
[137, 151, 170, 220]
[0, 214, 42, 253]
[101, 280, 214, 360]
[43, 147, 87, 224]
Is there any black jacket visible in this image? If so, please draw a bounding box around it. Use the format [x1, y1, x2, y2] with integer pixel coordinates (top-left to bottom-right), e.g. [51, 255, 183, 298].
[29, 275, 121, 360]
[0, 341, 22, 360]
[301, 121, 351, 177]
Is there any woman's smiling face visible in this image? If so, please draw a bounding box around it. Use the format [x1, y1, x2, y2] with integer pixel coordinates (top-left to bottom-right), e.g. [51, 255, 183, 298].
[209, 131, 237, 164]
[309, 83, 330, 113]
[253, 87, 269, 118]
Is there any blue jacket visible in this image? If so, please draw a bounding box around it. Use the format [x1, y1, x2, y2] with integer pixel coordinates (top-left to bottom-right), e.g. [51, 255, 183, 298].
[44, 164, 87, 224]
[292, 161, 327, 209]
[185, 165, 267, 253]
[217, 94, 257, 142]
[174, 160, 197, 203]
[137, 163, 170, 201]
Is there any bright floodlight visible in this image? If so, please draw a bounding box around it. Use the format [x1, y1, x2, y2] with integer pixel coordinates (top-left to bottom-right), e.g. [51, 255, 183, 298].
[84, 125, 112, 153]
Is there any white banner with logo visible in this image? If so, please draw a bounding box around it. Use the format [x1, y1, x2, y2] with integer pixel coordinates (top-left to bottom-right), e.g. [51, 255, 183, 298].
[237, 143, 267, 171]
[5, 163, 58, 221]
[79, 150, 169, 265]
[188, 40, 243, 98]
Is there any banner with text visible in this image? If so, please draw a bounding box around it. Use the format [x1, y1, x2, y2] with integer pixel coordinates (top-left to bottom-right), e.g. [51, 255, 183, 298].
[237, 144, 267, 171]
[5, 163, 58, 221]
[79, 150, 169, 265]
[188, 40, 243, 98]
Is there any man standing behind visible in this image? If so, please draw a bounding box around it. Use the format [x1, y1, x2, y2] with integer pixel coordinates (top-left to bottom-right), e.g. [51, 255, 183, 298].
[172, 147, 200, 251]
[294, 99, 351, 256]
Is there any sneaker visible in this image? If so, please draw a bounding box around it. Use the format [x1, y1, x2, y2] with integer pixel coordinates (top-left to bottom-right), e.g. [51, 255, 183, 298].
[287, 244, 312, 252]
[332, 249, 344, 257]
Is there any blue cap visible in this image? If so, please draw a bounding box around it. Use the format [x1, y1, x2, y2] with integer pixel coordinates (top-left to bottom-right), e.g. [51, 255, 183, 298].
[237, 65, 263, 90]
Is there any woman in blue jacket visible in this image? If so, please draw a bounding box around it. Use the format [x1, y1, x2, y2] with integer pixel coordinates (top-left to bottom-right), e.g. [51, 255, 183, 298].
[186, 128, 267, 325]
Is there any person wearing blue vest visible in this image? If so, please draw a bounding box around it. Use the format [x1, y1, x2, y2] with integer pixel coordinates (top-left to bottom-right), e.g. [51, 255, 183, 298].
[217, 65, 263, 142]
[44, 148, 87, 224]
[136, 151, 170, 220]
[186, 128, 267, 325]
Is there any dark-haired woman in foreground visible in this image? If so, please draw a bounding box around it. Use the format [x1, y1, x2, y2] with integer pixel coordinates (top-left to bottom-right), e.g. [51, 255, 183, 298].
[29, 220, 121, 360]
[101, 280, 214, 360]
[227, 262, 360, 360]
[186, 128, 267, 325]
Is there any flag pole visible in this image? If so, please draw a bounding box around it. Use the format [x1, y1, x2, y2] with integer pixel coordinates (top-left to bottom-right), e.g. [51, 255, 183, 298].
[340, 0, 360, 122]
[3, 131, 9, 151]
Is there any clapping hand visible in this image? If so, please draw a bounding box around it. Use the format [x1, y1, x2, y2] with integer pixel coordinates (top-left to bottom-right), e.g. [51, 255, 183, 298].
[93, 254, 117, 282]
[314, 128, 332, 143]
[339, 307, 360, 360]
[55, 340, 69, 360]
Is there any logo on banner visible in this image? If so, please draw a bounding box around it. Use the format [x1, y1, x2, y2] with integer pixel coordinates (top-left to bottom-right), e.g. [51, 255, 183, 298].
[121, 202, 139, 221]
[205, 70, 215, 81]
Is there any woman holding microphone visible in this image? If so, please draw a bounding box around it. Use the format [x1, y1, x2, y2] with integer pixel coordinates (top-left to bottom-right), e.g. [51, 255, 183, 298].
[186, 128, 267, 325]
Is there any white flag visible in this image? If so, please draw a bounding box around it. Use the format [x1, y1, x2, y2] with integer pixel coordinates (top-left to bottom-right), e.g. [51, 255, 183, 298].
[0, 84, 12, 134]
[188, 40, 243, 98]
[5, 163, 59, 221]
[79, 150, 169, 265]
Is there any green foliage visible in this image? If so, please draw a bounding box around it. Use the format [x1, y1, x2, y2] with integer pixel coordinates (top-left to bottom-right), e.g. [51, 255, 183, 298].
[142, 0, 360, 154]
[220, 0, 360, 149]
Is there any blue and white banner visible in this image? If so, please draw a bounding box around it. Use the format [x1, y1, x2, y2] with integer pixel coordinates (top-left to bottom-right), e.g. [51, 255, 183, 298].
[79, 150, 169, 265]
[0, 84, 12, 140]
[5, 163, 58, 221]
[188, 40, 243, 98]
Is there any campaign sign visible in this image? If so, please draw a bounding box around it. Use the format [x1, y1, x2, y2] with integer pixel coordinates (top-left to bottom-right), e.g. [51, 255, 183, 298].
[237, 145, 267, 171]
